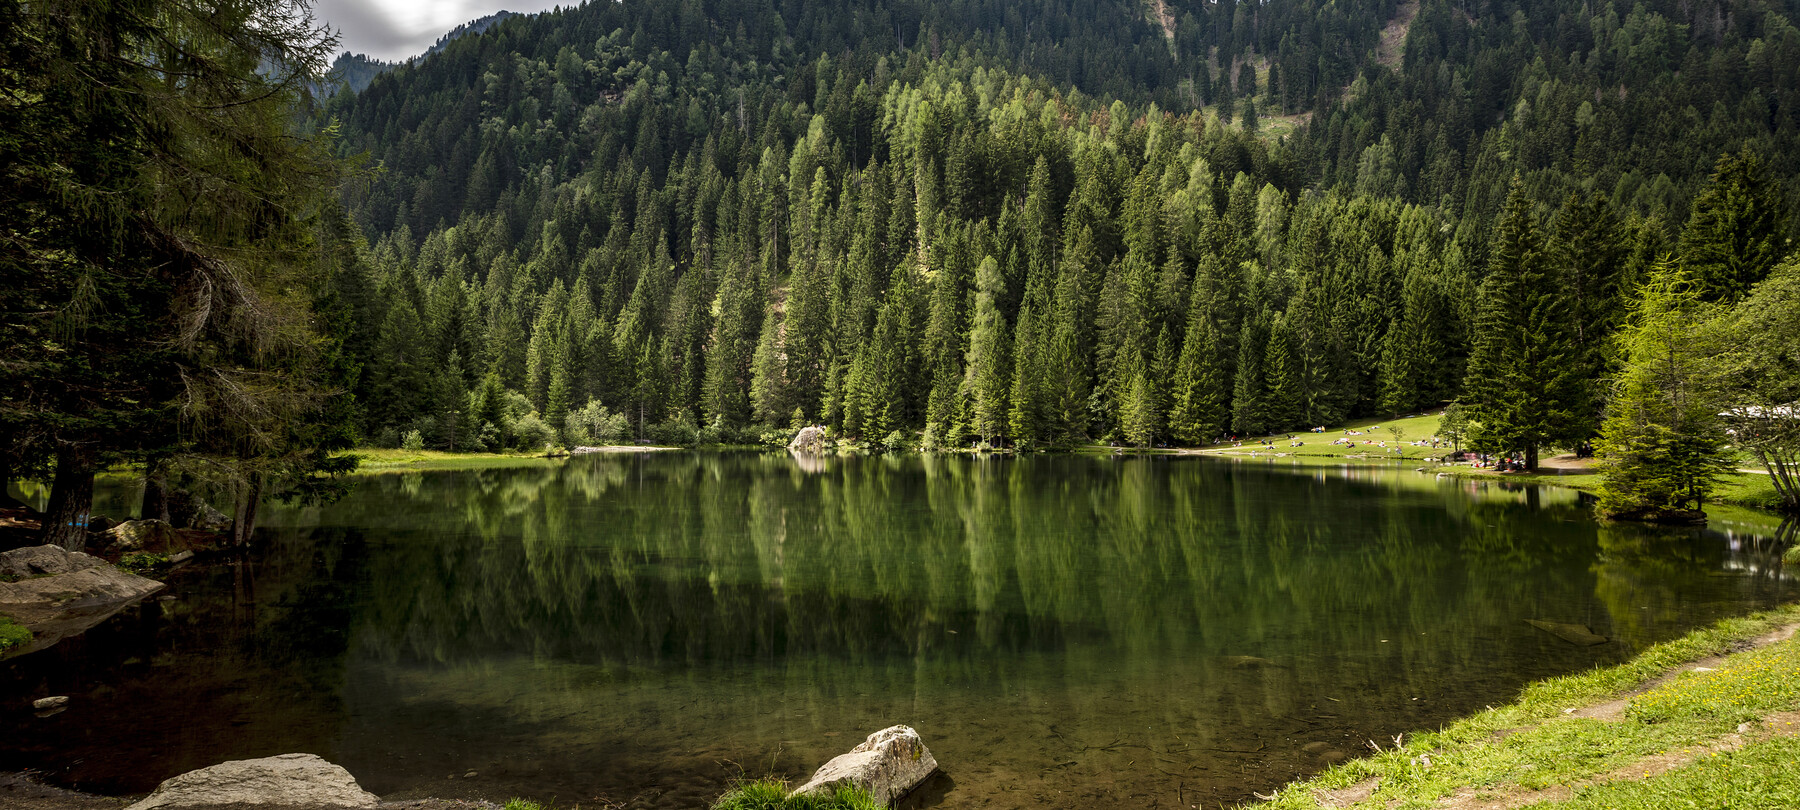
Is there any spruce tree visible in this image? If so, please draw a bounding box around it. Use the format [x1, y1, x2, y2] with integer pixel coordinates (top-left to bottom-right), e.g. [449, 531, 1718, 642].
[1546, 191, 1627, 433]
[1168, 312, 1232, 445]
[1463, 180, 1587, 469]
[1231, 316, 1268, 437]
[1682, 149, 1789, 305]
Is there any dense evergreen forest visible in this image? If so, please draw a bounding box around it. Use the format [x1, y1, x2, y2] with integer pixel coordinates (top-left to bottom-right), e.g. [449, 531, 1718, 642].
[320, 0, 1800, 455]
[8, 0, 1800, 551]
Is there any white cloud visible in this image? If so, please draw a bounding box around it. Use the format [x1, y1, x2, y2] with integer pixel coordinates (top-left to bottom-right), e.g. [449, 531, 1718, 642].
[313, 0, 566, 63]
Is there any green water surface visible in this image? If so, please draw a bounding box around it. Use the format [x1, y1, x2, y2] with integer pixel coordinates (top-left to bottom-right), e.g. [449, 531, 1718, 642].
[1, 453, 1791, 808]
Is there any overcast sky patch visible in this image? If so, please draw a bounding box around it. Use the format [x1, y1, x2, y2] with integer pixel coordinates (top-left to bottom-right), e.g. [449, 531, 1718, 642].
[315, 0, 564, 62]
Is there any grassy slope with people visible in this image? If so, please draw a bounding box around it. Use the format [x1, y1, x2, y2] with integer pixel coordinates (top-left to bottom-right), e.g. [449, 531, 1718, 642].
[1189, 411, 1792, 513]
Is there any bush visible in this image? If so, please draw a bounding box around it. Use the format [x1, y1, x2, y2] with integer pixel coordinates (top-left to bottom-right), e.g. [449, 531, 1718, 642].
[476, 420, 502, 452]
[565, 398, 629, 445]
[118, 552, 170, 574]
[401, 429, 425, 451]
[760, 428, 798, 447]
[0, 615, 31, 654]
[882, 430, 910, 452]
[647, 409, 702, 446]
[510, 412, 555, 450]
[710, 780, 879, 810]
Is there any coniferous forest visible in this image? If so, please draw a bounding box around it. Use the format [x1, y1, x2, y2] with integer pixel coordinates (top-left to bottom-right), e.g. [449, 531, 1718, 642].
[7, 0, 1800, 548]
[317, 0, 1799, 460]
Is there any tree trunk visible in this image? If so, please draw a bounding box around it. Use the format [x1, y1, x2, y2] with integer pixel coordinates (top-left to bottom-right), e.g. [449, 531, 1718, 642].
[141, 459, 171, 523]
[230, 472, 263, 547]
[41, 443, 96, 551]
[1525, 444, 1539, 472]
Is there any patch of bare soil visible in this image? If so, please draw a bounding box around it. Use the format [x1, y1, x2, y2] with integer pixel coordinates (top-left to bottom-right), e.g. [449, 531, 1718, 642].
[1376, 0, 1421, 68]
[1149, 0, 1177, 43]
[1534, 454, 1598, 474]
[1310, 776, 1379, 808]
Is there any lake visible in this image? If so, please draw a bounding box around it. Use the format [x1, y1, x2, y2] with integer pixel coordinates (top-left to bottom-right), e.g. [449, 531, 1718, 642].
[2, 453, 1792, 808]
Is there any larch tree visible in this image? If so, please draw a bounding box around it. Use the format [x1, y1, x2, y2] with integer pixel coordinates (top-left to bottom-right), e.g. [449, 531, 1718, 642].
[962, 256, 1011, 446]
[1595, 260, 1731, 520]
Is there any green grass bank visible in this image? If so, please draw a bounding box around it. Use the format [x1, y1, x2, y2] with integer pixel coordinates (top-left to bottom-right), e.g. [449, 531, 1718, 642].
[1247, 604, 1800, 809]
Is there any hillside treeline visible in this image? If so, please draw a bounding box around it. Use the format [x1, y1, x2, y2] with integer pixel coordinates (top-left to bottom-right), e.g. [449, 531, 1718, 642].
[321, 0, 1799, 450]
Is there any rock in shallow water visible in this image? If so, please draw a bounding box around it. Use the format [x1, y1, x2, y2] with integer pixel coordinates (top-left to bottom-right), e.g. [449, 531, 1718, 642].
[788, 426, 827, 454]
[122, 753, 378, 810]
[794, 725, 938, 807]
[0, 544, 106, 578]
[103, 519, 185, 553]
[1525, 619, 1608, 646]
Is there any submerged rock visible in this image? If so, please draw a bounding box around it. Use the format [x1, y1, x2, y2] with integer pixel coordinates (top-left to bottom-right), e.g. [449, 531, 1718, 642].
[32, 696, 68, 710]
[794, 725, 938, 807]
[1525, 619, 1608, 646]
[123, 753, 379, 810]
[1223, 655, 1284, 669]
[788, 425, 828, 454]
[0, 545, 163, 657]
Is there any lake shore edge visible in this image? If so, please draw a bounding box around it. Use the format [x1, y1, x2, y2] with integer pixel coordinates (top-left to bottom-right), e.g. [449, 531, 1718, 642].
[7, 604, 1796, 810]
[1246, 603, 1800, 809]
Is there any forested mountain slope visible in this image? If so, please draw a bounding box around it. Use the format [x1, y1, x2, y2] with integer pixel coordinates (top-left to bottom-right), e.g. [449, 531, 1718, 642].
[319, 0, 1799, 450]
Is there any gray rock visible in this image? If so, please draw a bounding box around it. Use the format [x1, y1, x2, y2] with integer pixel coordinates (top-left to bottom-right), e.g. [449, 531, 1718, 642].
[32, 696, 68, 710]
[788, 425, 827, 454]
[122, 753, 379, 810]
[1525, 619, 1609, 646]
[794, 725, 938, 807]
[0, 551, 163, 657]
[186, 501, 232, 533]
[104, 520, 184, 553]
[0, 544, 105, 578]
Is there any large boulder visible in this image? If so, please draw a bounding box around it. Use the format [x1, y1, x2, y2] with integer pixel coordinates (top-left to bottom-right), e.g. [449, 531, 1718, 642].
[0, 545, 163, 657]
[788, 425, 828, 454]
[103, 519, 186, 554]
[123, 753, 379, 810]
[0, 544, 107, 579]
[168, 491, 232, 533]
[794, 725, 938, 806]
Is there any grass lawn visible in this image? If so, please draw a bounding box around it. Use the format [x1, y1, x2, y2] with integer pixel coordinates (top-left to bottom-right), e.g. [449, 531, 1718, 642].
[1186, 412, 1790, 514]
[1254, 605, 1800, 809]
[1186, 411, 1461, 462]
[342, 447, 561, 472]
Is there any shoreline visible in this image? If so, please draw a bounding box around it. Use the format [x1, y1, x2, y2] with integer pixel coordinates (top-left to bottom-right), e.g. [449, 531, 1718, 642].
[1250, 604, 1800, 809]
[9, 605, 1797, 810]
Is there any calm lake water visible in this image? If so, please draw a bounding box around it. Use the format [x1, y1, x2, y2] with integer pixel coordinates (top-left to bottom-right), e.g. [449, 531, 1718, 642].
[2, 453, 1793, 808]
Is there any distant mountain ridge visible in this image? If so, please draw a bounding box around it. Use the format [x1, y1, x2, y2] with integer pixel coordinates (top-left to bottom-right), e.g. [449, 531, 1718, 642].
[325, 10, 525, 95]
[425, 11, 521, 58]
